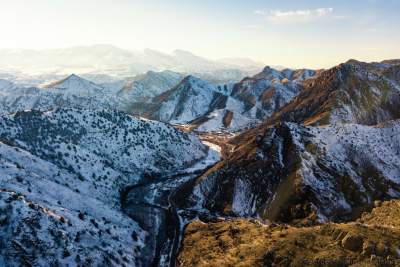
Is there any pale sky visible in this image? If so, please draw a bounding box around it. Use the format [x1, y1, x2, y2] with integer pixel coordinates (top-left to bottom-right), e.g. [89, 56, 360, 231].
[0, 0, 399, 69]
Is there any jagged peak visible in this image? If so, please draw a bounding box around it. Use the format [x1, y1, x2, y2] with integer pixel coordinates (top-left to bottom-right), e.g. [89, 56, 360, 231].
[67, 73, 80, 79]
[45, 73, 96, 88]
[251, 65, 284, 80]
[44, 74, 82, 87]
[43, 74, 102, 92]
[156, 75, 217, 103]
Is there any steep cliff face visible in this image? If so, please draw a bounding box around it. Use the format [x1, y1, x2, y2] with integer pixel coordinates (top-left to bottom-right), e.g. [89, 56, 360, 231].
[184, 121, 400, 223]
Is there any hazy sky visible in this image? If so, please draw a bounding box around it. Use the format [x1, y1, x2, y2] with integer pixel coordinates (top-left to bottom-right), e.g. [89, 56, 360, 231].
[1, 0, 399, 68]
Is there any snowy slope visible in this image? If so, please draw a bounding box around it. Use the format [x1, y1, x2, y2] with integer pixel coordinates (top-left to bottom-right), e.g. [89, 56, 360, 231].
[43, 74, 106, 96]
[0, 143, 147, 266]
[195, 97, 257, 132]
[271, 60, 400, 126]
[118, 70, 184, 103]
[147, 76, 225, 124]
[0, 75, 125, 115]
[231, 66, 314, 120]
[0, 108, 213, 266]
[186, 121, 400, 222]
[0, 66, 316, 133]
[190, 66, 317, 132]
[0, 109, 208, 183]
[0, 86, 120, 116]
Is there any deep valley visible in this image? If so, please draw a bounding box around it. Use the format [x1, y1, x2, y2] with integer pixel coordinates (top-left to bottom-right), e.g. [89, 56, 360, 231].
[0, 56, 400, 267]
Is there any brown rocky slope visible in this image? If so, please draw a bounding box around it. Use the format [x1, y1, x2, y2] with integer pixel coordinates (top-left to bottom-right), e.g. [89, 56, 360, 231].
[178, 200, 400, 267]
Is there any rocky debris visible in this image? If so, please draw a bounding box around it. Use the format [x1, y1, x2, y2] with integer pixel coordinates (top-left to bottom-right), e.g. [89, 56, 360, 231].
[359, 200, 400, 228]
[341, 233, 364, 252]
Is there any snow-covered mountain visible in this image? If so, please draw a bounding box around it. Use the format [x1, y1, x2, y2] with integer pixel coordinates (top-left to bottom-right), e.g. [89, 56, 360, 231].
[0, 108, 215, 266]
[43, 74, 106, 96]
[120, 66, 318, 132]
[231, 67, 318, 118]
[0, 71, 246, 122]
[0, 75, 120, 115]
[270, 59, 400, 126]
[185, 121, 400, 222]
[189, 59, 400, 132]
[186, 67, 318, 132]
[178, 59, 400, 225]
[6, 59, 398, 134]
[141, 76, 226, 124]
[0, 109, 208, 180]
[118, 70, 184, 103]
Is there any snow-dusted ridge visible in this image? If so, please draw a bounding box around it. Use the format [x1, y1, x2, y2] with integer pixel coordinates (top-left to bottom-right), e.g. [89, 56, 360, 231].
[0, 108, 218, 266]
[117, 70, 184, 103]
[187, 120, 400, 222]
[0, 65, 319, 133]
[0, 142, 147, 266]
[43, 74, 105, 96]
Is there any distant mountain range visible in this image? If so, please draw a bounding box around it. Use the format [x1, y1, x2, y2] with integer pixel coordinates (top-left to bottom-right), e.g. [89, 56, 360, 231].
[0, 66, 319, 132]
[0, 45, 265, 82]
[2, 59, 399, 134]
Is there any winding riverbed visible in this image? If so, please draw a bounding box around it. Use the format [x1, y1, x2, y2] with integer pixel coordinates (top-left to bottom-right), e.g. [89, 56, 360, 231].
[121, 143, 221, 267]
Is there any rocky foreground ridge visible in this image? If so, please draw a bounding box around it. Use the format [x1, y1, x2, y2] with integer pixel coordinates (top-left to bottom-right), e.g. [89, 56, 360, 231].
[178, 200, 400, 267]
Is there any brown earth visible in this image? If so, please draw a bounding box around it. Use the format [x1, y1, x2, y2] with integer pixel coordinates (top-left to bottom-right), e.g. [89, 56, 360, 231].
[177, 200, 400, 267]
